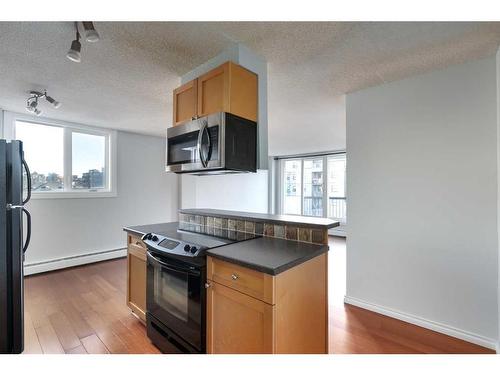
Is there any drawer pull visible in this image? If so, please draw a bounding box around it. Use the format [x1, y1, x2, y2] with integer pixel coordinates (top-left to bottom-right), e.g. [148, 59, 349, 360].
[231, 274, 239, 280]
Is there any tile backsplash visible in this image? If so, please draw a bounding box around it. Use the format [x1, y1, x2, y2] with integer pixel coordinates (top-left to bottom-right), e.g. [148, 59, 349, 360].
[178, 213, 326, 245]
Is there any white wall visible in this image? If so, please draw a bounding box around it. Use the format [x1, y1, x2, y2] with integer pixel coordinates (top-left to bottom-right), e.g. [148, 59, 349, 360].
[346, 56, 498, 349]
[268, 94, 346, 156]
[24, 131, 178, 273]
[180, 170, 268, 213]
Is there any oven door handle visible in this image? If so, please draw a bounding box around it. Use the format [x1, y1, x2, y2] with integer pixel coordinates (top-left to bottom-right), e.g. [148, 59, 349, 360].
[147, 252, 201, 276]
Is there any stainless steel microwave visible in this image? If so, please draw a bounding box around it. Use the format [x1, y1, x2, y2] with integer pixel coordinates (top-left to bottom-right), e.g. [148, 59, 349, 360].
[165, 112, 257, 175]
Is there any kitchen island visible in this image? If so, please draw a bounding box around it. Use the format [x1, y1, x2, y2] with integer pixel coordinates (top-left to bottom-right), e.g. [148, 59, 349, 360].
[123, 209, 338, 354]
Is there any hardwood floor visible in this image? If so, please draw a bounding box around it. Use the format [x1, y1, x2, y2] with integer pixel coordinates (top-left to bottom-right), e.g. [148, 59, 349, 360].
[23, 259, 159, 354]
[327, 237, 494, 354]
[23, 237, 494, 354]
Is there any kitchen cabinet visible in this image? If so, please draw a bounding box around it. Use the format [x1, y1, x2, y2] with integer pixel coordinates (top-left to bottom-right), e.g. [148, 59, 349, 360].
[172, 61, 257, 126]
[206, 254, 328, 354]
[127, 234, 147, 323]
[172, 79, 198, 126]
[197, 61, 257, 121]
[207, 281, 274, 353]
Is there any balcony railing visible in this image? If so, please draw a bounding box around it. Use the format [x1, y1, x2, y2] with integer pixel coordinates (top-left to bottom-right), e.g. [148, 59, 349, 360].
[328, 197, 346, 223]
[303, 196, 323, 217]
[289, 196, 346, 223]
[302, 196, 346, 222]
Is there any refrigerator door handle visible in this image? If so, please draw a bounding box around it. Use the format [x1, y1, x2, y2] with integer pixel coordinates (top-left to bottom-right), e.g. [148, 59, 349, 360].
[22, 157, 31, 205]
[22, 207, 31, 254]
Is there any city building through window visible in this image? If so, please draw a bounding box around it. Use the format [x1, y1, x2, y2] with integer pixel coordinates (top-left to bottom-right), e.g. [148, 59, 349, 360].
[279, 153, 346, 223]
[3, 113, 116, 198]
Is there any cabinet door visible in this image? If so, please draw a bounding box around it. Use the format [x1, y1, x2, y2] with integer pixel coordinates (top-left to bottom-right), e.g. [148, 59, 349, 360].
[127, 239, 147, 322]
[207, 281, 274, 354]
[173, 79, 198, 126]
[197, 63, 229, 117]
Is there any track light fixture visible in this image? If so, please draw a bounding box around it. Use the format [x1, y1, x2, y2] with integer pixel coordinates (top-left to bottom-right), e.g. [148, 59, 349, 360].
[26, 91, 61, 116]
[82, 22, 100, 42]
[66, 21, 100, 62]
[26, 95, 41, 116]
[66, 22, 82, 63]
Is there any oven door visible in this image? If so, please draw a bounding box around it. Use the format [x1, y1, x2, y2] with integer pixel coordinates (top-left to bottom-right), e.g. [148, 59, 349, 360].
[146, 251, 205, 352]
[166, 114, 223, 173]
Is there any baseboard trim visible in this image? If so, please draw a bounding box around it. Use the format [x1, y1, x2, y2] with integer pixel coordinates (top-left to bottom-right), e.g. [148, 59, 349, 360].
[344, 295, 498, 352]
[24, 247, 127, 276]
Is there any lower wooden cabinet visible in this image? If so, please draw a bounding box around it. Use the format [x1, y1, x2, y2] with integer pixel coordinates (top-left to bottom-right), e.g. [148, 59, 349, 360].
[206, 281, 274, 354]
[127, 235, 147, 323]
[206, 254, 328, 354]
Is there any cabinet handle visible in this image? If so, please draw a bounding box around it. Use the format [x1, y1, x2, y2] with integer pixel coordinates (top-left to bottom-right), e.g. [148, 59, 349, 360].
[231, 274, 239, 280]
[205, 282, 212, 289]
[135, 241, 142, 246]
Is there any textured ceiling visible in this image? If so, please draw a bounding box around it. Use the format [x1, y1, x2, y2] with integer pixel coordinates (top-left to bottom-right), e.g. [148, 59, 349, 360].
[0, 22, 499, 142]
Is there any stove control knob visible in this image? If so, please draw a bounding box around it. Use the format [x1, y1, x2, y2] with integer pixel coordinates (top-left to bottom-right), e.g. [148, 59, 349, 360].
[152, 235, 158, 242]
[190, 246, 198, 254]
[146, 234, 153, 240]
[184, 244, 191, 252]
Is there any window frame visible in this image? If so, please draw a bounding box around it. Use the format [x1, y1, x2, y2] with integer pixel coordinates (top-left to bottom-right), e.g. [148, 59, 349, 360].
[2, 111, 117, 199]
[278, 151, 346, 222]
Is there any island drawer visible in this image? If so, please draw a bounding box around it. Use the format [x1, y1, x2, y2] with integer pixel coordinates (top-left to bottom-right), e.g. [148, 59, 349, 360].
[207, 256, 275, 305]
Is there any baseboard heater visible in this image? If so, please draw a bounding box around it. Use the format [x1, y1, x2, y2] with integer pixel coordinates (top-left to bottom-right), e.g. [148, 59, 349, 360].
[24, 247, 127, 276]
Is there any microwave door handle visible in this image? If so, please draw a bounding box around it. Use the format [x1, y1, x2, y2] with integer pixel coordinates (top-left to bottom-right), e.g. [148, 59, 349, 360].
[204, 124, 211, 164]
[196, 121, 204, 167]
[197, 120, 209, 168]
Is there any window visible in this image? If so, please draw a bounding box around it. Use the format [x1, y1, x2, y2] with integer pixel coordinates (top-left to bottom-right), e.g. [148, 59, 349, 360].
[282, 160, 302, 215]
[303, 158, 324, 217]
[3, 112, 116, 198]
[327, 155, 346, 222]
[279, 153, 346, 223]
[72, 132, 106, 190]
[15, 121, 65, 192]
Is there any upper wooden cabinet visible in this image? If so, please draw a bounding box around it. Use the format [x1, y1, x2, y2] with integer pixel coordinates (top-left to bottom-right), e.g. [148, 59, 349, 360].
[172, 61, 258, 126]
[173, 80, 198, 126]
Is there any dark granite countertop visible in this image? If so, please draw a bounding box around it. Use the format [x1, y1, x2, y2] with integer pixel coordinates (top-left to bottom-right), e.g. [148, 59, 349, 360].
[179, 208, 339, 229]
[207, 236, 328, 275]
[124, 221, 329, 275]
[123, 222, 180, 237]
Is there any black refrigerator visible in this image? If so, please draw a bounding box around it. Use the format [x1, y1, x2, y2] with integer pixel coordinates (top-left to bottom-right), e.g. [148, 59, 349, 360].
[0, 140, 32, 354]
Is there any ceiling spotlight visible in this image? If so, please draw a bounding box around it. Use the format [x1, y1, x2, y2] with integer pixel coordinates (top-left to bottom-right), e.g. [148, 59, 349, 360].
[82, 22, 100, 43]
[25, 90, 61, 116]
[45, 95, 61, 109]
[66, 22, 82, 63]
[26, 97, 41, 116]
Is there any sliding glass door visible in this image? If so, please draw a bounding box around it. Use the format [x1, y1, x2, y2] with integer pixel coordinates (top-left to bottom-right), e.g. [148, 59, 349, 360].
[327, 155, 346, 222]
[280, 153, 346, 223]
[282, 160, 302, 215]
[303, 158, 324, 217]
